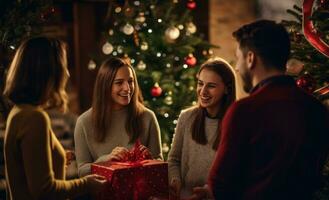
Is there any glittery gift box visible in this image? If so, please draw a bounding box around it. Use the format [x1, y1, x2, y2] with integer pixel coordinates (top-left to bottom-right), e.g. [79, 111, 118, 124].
[91, 159, 169, 200]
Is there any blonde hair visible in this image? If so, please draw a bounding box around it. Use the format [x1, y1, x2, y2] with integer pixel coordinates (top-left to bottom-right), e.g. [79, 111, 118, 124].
[3, 37, 69, 112]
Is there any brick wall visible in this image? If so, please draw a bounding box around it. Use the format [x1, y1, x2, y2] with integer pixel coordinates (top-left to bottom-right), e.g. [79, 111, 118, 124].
[209, 0, 256, 99]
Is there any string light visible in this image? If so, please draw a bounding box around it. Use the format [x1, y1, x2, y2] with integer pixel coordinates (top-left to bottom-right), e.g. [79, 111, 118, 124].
[115, 7, 122, 13]
[134, 1, 140, 6]
[130, 58, 135, 64]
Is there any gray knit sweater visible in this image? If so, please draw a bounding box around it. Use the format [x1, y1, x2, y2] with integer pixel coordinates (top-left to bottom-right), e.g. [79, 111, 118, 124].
[168, 107, 218, 197]
[74, 107, 163, 177]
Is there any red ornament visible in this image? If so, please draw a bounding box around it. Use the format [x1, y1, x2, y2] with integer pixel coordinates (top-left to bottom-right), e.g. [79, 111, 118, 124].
[303, 0, 329, 58]
[296, 74, 316, 94]
[151, 84, 162, 97]
[187, 0, 197, 10]
[185, 54, 197, 66]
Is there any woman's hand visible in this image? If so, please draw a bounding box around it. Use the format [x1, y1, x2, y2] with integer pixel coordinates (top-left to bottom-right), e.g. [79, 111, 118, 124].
[169, 178, 181, 200]
[108, 147, 130, 161]
[85, 174, 108, 194]
[65, 150, 75, 166]
[186, 184, 213, 200]
[138, 145, 152, 159]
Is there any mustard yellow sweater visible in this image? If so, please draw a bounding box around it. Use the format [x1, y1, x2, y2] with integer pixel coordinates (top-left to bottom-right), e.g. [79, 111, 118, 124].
[4, 105, 88, 200]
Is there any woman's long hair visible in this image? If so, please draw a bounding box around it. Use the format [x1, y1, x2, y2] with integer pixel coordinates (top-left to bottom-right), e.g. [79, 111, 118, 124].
[92, 57, 145, 143]
[3, 36, 69, 112]
[192, 58, 236, 150]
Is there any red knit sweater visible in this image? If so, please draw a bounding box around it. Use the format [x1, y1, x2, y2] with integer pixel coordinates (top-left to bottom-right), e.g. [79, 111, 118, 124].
[209, 76, 329, 200]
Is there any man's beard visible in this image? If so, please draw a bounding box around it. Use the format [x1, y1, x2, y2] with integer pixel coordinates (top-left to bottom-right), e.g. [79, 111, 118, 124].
[241, 71, 253, 93]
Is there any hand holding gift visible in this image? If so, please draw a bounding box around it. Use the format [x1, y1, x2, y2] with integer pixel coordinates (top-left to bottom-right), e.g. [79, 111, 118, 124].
[169, 178, 181, 200]
[127, 140, 153, 161]
[85, 174, 108, 194]
[91, 140, 169, 200]
[65, 150, 76, 166]
[108, 147, 130, 161]
[185, 184, 213, 200]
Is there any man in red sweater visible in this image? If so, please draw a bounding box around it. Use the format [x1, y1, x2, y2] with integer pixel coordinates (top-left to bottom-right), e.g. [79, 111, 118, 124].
[208, 20, 329, 200]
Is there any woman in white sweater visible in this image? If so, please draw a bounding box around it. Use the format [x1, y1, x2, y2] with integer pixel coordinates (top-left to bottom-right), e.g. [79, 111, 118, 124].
[74, 57, 163, 177]
[168, 58, 236, 199]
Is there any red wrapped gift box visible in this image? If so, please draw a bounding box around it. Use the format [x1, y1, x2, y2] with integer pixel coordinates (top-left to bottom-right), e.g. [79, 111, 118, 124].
[91, 159, 169, 200]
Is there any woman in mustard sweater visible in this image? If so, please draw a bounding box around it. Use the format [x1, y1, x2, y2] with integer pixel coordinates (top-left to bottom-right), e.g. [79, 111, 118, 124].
[3, 37, 107, 200]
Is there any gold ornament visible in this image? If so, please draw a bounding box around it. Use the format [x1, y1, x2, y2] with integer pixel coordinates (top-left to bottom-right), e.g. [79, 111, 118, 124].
[165, 26, 180, 41]
[135, 12, 146, 23]
[115, 7, 122, 13]
[286, 58, 304, 75]
[178, 24, 184, 30]
[140, 42, 148, 51]
[102, 42, 113, 55]
[88, 60, 96, 70]
[137, 60, 146, 70]
[122, 23, 134, 35]
[117, 46, 123, 54]
[186, 22, 197, 34]
[164, 95, 173, 105]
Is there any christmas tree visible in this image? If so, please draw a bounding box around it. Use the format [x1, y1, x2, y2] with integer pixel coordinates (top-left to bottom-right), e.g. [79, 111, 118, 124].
[93, 0, 217, 155]
[282, 0, 329, 98]
[282, 0, 329, 199]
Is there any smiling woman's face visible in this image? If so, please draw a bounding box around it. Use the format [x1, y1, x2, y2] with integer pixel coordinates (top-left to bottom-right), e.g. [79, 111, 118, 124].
[197, 68, 226, 117]
[110, 66, 135, 110]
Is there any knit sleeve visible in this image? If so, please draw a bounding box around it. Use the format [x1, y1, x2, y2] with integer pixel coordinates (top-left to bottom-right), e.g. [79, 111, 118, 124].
[74, 115, 94, 177]
[145, 110, 163, 160]
[167, 110, 187, 184]
[20, 110, 88, 200]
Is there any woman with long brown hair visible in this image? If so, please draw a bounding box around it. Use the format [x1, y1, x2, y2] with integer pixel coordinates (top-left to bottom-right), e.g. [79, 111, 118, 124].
[3, 36, 106, 200]
[167, 58, 236, 199]
[74, 57, 163, 177]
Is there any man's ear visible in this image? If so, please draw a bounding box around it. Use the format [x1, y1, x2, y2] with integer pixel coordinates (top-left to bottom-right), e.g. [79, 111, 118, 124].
[246, 51, 255, 70]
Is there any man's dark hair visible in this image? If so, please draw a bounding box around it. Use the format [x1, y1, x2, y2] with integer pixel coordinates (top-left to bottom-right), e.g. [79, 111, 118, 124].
[233, 20, 290, 71]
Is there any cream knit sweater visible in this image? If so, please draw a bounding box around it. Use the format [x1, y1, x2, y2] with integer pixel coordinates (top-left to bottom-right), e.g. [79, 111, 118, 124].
[168, 106, 219, 197]
[74, 107, 163, 177]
